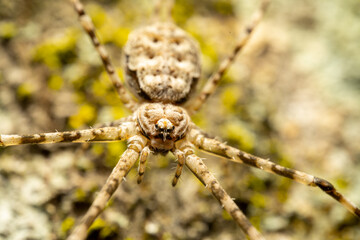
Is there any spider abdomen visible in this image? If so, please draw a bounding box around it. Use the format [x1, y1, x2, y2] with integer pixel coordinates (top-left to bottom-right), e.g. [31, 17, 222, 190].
[124, 22, 201, 104]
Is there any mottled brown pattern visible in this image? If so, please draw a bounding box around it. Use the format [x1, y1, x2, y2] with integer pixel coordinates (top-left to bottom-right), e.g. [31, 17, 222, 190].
[124, 22, 201, 103]
[20, 134, 46, 144]
[61, 131, 81, 142]
[137, 103, 189, 151]
[2, 0, 358, 240]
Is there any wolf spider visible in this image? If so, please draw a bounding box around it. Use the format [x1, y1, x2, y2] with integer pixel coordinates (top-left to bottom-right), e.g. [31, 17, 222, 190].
[0, 0, 359, 239]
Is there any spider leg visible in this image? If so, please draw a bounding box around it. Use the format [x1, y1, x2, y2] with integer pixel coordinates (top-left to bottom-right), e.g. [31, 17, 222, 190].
[171, 149, 186, 187]
[186, 0, 270, 114]
[186, 153, 265, 240]
[0, 123, 136, 146]
[188, 127, 360, 218]
[71, 0, 138, 112]
[137, 146, 151, 184]
[67, 135, 148, 240]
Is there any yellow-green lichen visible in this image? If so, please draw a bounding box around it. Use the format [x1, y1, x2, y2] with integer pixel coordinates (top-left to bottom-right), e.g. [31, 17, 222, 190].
[247, 175, 267, 192]
[335, 177, 349, 190]
[0, 21, 17, 39]
[48, 74, 64, 90]
[112, 27, 131, 47]
[91, 79, 109, 97]
[250, 192, 267, 209]
[221, 86, 241, 113]
[193, 32, 218, 64]
[157, 153, 171, 168]
[111, 106, 127, 120]
[172, 0, 194, 26]
[88, 218, 117, 239]
[106, 142, 127, 167]
[68, 103, 97, 129]
[213, 0, 234, 16]
[86, 3, 107, 28]
[91, 143, 105, 156]
[222, 209, 232, 221]
[223, 121, 255, 152]
[16, 82, 34, 99]
[60, 217, 75, 237]
[74, 188, 87, 202]
[249, 215, 262, 231]
[32, 29, 79, 70]
[190, 112, 207, 129]
[86, 3, 131, 47]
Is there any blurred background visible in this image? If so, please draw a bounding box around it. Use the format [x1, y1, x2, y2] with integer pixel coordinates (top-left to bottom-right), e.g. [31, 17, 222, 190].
[0, 0, 359, 239]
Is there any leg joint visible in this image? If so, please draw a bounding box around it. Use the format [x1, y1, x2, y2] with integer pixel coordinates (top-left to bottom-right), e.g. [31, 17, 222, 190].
[314, 177, 335, 192]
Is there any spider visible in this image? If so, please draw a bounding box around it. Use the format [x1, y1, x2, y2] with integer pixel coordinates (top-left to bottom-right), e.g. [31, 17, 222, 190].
[0, 0, 359, 239]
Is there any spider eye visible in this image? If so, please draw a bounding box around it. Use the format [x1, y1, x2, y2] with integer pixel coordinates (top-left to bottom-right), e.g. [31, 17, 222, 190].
[155, 124, 159, 129]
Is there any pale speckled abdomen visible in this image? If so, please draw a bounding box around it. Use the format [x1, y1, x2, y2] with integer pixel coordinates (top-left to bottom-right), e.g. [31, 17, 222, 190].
[124, 22, 201, 104]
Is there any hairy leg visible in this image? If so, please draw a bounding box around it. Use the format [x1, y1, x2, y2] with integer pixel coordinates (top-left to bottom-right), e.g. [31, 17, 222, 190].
[186, 0, 270, 114]
[71, 0, 138, 111]
[188, 127, 360, 217]
[67, 135, 148, 240]
[186, 153, 265, 240]
[137, 146, 151, 184]
[0, 123, 136, 146]
[171, 149, 186, 186]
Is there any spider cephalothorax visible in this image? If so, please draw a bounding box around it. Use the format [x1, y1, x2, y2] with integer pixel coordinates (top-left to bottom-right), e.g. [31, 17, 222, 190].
[1, 0, 359, 240]
[136, 103, 189, 151]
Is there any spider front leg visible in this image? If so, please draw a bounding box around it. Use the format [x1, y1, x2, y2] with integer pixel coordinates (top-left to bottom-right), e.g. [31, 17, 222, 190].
[137, 146, 151, 184]
[188, 128, 360, 218]
[186, 0, 270, 114]
[171, 149, 186, 187]
[71, 0, 138, 112]
[68, 135, 148, 240]
[0, 123, 136, 146]
[185, 153, 265, 240]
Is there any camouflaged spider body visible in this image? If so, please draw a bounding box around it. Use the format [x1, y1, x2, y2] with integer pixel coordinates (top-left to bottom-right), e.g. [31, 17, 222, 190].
[0, 0, 359, 240]
[125, 22, 201, 104]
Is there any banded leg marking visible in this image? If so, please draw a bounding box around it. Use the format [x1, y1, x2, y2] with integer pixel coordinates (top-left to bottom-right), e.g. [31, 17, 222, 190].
[67, 136, 147, 240]
[0, 124, 136, 147]
[186, 154, 265, 240]
[188, 128, 360, 218]
[137, 146, 151, 184]
[171, 149, 185, 187]
[187, 0, 270, 114]
[71, 0, 138, 111]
